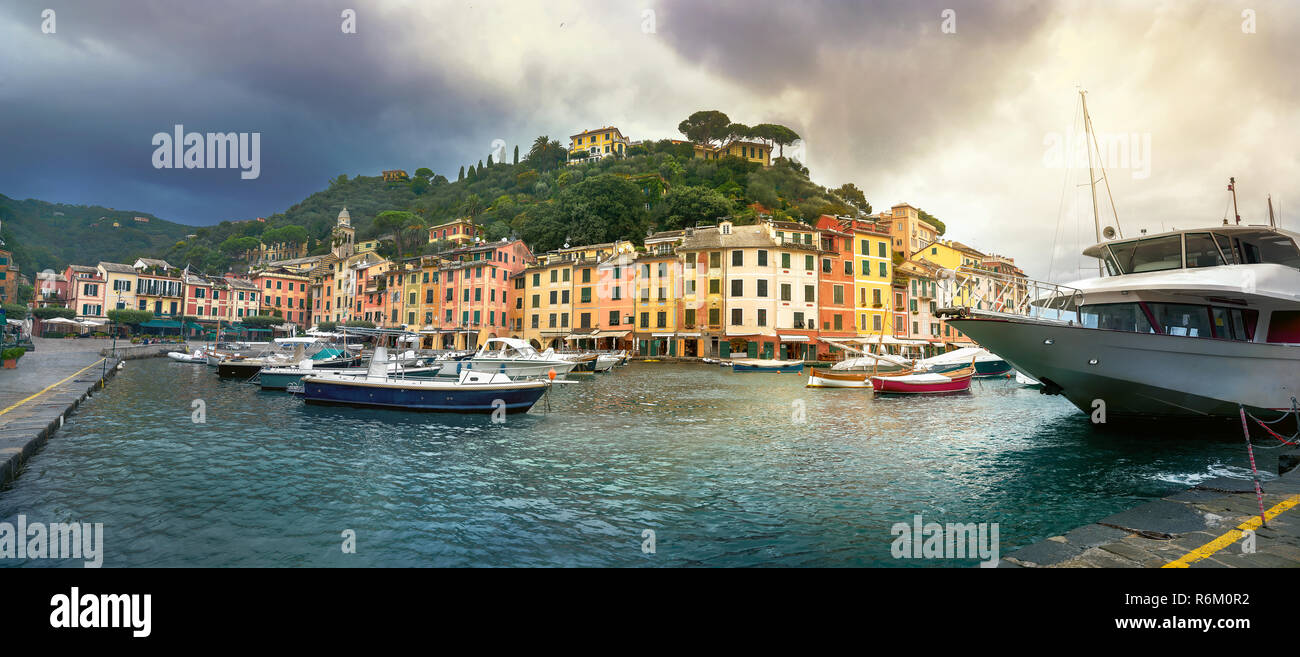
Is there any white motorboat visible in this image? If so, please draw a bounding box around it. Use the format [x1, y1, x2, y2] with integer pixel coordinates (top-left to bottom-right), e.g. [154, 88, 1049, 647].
[947, 224, 1300, 419]
[437, 337, 579, 378]
[167, 348, 207, 363]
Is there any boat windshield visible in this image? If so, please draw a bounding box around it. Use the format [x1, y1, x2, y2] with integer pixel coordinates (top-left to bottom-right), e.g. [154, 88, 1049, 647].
[1103, 230, 1300, 274]
[1078, 303, 1155, 333]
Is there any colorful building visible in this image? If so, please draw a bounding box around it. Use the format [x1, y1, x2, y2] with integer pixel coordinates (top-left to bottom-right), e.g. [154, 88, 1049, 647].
[250, 266, 311, 325]
[65, 265, 106, 319]
[427, 218, 484, 249]
[569, 126, 630, 160]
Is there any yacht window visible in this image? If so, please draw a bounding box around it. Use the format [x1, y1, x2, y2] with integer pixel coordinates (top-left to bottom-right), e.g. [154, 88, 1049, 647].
[1232, 309, 1257, 341]
[1266, 310, 1300, 344]
[1254, 234, 1300, 269]
[1148, 303, 1212, 337]
[1237, 239, 1261, 264]
[1184, 233, 1225, 268]
[1107, 235, 1183, 274]
[1078, 303, 1155, 333]
[1101, 251, 1121, 276]
[1212, 233, 1240, 264]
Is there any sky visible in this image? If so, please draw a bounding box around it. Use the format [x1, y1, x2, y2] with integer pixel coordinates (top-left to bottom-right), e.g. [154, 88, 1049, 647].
[2, 0, 1298, 281]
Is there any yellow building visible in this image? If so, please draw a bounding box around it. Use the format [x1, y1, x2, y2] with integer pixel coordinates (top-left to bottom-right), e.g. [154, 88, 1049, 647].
[915, 239, 995, 344]
[881, 203, 941, 257]
[569, 126, 630, 159]
[427, 218, 484, 248]
[690, 139, 771, 167]
[845, 222, 894, 337]
[516, 241, 634, 349]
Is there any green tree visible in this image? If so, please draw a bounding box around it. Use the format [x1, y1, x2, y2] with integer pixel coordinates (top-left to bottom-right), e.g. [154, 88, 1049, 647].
[458, 166, 465, 181]
[657, 185, 735, 230]
[373, 210, 425, 259]
[513, 145, 519, 165]
[556, 174, 647, 246]
[525, 135, 568, 171]
[107, 308, 153, 327]
[916, 208, 946, 235]
[3, 303, 29, 319]
[33, 307, 76, 320]
[834, 183, 871, 215]
[414, 167, 433, 179]
[678, 110, 731, 147]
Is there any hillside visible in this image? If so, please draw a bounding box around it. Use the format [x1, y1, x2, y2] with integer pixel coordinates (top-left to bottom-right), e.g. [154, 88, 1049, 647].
[161, 137, 870, 274]
[3, 135, 876, 277]
[0, 194, 191, 275]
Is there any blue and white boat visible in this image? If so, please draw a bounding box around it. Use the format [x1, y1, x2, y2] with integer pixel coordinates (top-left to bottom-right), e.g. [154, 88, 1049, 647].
[730, 358, 805, 373]
[300, 347, 549, 413]
[916, 346, 1012, 378]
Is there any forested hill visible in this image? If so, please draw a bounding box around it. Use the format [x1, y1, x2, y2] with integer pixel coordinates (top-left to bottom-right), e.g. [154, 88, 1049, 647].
[161, 137, 875, 274]
[0, 194, 190, 275]
[4, 134, 882, 277]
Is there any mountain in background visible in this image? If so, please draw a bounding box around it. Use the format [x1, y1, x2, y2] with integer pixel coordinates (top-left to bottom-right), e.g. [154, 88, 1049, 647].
[2, 138, 876, 278]
[0, 194, 191, 275]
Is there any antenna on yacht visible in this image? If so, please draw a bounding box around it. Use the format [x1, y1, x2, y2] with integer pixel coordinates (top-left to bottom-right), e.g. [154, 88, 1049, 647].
[1267, 194, 1276, 229]
[1228, 177, 1241, 225]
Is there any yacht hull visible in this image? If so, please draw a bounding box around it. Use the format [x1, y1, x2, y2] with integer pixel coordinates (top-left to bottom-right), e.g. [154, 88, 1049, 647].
[948, 317, 1300, 419]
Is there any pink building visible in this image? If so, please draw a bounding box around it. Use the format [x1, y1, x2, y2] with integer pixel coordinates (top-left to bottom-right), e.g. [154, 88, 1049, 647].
[63, 265, 106, 318]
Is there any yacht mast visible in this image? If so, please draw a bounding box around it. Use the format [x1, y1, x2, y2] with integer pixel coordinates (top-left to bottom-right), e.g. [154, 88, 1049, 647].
[1268, 193, 1276, 228]
[1229, 177, 1241, 225]
[1080, 91, 1103, 275]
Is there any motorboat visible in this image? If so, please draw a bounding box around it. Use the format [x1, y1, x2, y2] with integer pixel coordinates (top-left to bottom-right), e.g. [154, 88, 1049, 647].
[946, 224, 1300, 419]
[731, 358, 804, 373]
[830, 352, 912, 374]
[167, 347, 207, 364]
[436, 337, 578, 378]
[217, 338, 361, 379]
[915, 346, 1012, 378]
[299, 347, 549, 413]
[258, 359, 440, 390]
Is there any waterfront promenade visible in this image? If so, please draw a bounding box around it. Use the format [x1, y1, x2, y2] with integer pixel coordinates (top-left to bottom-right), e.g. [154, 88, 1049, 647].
[1003, 461, 1300, 568]
[0, 338, 120, 486]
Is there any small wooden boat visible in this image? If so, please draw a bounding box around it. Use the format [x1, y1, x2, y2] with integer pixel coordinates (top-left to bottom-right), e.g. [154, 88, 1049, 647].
[870, 366, 974, 395]
[805, 368, 879, 388]
[731, 358, 804, 373]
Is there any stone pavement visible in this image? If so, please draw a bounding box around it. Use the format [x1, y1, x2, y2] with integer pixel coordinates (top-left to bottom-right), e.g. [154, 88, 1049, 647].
[0, 337, 122, 486]
[1002, 460, 1300, 568]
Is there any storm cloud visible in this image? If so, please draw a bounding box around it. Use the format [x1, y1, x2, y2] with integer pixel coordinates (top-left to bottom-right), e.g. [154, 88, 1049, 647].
[2, 0, 1298, 280]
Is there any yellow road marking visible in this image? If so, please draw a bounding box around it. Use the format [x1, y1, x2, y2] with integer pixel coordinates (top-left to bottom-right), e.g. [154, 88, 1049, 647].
[1163, 494, 1300, 568]
[0, 358, 107, 417]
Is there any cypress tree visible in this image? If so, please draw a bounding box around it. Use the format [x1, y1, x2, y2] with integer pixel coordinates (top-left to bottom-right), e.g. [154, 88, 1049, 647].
[458, 165, 465, 181]
[513, 145, 519, 165]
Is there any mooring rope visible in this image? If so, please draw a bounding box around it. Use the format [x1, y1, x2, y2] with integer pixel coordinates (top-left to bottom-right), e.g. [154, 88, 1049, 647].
[1238, 404, 1270, 529]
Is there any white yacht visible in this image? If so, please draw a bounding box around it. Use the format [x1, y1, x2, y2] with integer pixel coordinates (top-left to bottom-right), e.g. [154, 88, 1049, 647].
[945, 225, 1300, 420]
[436, 337, 579, 378]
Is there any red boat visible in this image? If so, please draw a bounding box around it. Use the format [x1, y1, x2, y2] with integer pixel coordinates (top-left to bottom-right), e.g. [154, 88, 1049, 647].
[870, 366, 974, 395]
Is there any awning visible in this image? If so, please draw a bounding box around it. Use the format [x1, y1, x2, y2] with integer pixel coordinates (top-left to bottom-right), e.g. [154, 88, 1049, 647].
[677, 332, 701, 337]
[777, 334, 810, 342]
[564, 332, 599, 342]
[651, 332, 675, 337]
[595, 330, 630, 338]
[140, 319, 182, 329]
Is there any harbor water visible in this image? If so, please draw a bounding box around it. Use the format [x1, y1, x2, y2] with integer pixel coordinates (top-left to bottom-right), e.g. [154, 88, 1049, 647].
[0, 358, 1269, 567]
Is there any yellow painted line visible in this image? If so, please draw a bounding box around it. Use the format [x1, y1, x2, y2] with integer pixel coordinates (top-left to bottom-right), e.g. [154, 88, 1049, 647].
[1163, 494, 1300, 568]
[0, 358, 107, 417]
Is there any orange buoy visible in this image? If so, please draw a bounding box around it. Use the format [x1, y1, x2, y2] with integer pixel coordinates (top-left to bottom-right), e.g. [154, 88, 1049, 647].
[548, 368, 556, 380]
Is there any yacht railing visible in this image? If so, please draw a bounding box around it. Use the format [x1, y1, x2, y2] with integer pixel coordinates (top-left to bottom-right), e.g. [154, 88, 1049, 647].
[939, 266, 1084, 321]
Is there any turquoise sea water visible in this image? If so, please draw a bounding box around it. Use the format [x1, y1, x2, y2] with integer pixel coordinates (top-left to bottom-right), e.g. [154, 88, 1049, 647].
[0, 358, 1268, 567]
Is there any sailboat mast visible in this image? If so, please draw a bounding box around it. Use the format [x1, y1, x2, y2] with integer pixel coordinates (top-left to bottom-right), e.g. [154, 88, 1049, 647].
[1080, 91, 1104, 275]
